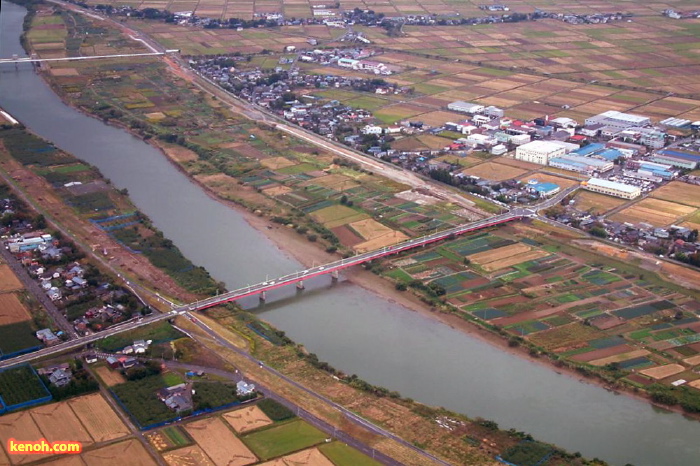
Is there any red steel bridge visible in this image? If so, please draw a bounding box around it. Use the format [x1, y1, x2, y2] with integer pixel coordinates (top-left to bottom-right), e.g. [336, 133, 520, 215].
[188, 212, 523, 311]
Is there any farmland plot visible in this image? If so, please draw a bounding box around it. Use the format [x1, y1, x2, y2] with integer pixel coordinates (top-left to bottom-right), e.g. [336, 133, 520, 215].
[0, 293, 31, 326]
[0, 265, 23, 293]
[185, 417, 257, 466]
[68, 393, 129, 442]
[30, 402, 94, 446]
[82, 438, 157, 466]
[223, 405, 273, 433]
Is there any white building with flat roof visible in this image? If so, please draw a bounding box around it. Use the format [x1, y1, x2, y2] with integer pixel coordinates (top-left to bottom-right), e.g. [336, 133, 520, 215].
[447, 101, 485, 115]
[584, 111, 651, 131]
[515, 140, 566, 165]
[583, 178, 641, 199]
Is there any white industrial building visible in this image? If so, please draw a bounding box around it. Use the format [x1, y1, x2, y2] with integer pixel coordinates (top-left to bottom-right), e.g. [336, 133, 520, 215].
[548, 154, 614, 174]
[447, 101, 485, 115]
[515, 140, 566, 165]
[483, 106, 505, 118]
[584, 111, 651, 131]
[583, 178, 641, 199]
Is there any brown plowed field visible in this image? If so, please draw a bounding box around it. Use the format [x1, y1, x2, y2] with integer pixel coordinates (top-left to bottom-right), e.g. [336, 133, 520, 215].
[571, 344, 633, 363]
[0, 293, 31, 325]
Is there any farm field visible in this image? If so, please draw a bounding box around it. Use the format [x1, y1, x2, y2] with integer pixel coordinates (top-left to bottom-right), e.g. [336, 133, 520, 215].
[651, 182, 700, 208]
[67, 393, 130, 442]
[610, 198, 696, 227]
[463, 161, 529, 181]
[0, 293, 31, 326]
[146, 425, 193, 452]
[241, 419, 327, 461]
[30, 402, 94, 446]
[0, 265, 23, 293]
[0, 410, 52, 464]
[383, 222, 700, 398]
[81, 438, 157, 466]
[318, 442, 383, 466]
[94, 365, 126, 386]
[259, 447, 334, 466]
[223, 405, 273, 433]
[572, 190, 627, 215]
[185, 416, 257, 466]
[162, 445, 215, 466]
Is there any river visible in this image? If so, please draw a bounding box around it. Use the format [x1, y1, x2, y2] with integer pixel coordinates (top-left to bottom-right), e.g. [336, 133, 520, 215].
[2, 3, 700, 464]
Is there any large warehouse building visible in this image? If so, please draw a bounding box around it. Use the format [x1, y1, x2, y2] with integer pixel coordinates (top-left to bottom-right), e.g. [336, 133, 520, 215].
[584, 110, 651, 131]
[447, 101, 485, 115]
[515, 141, 566, 165]
[583, 178, 641, 199]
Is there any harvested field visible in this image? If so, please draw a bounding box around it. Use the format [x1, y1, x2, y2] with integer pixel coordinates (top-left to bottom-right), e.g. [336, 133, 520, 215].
[651, 182, 700, 208]
[185, 417, 257, 466]
[94, 365, 126, 386]
[353, 230, 409, 253]
[573, 191, 626, 215]
[0, 410, 50, 464]
[463, 162, 528, 181]
[68, 393, 130, 442]
[689, 379, 700, 390]
[482, 250, 549, 272]
[350, 218, 399, 241]
[640, 364, 686, 380]
[223, 405, 273, 434]
[301, 174, 358, 191]
[258, 448, 334, 466]
[611, 198, 695, 226]
[30, 401, 94, 446]
[468, 243, 530, 264]
[0, 265, 23, 292]
[163, 445, 215, 466]
[261, 157, 295, 170]
[82, 438, 157, 466]
[588, 349, 650, 367]
[0, 293, 31, 325]
[310, 205, 368, 229]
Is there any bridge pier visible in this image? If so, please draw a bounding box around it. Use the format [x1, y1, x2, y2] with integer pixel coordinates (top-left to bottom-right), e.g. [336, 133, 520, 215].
[259, 291, 266, 302]
[331, 270, 339, 282]
[296, 281, 305, 290]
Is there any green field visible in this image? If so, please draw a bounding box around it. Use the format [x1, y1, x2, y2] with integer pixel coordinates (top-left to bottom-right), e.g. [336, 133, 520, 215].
[242, 419, 327, 460]
[318, 441, 382, 466]
[0, 365, 50, 407]
[0, 321, 40, 357]
[97, 321, 184, 352]
[162, 425, 192, 448]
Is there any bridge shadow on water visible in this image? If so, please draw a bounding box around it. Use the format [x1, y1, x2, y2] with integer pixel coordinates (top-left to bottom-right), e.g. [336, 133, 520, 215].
[237, 274, 349, 312]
